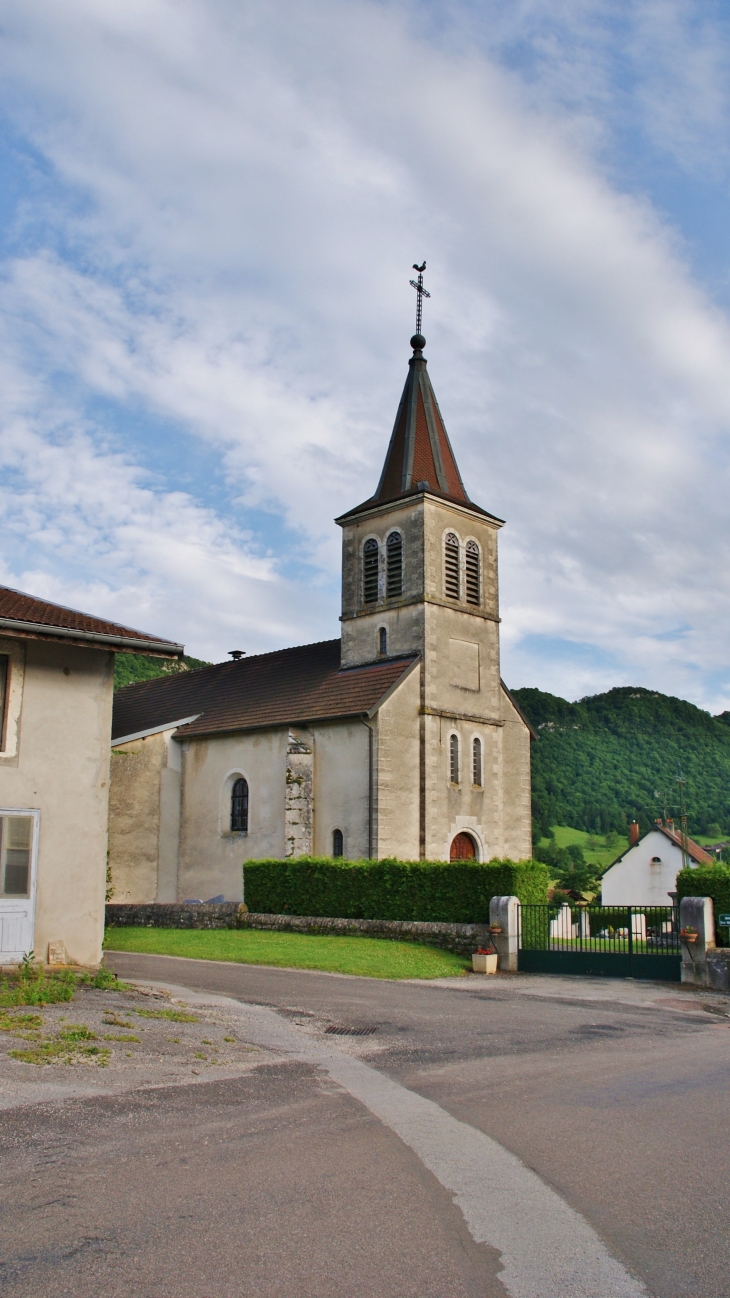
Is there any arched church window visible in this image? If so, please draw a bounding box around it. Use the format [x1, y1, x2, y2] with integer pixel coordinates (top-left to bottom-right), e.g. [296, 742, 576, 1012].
[444, 534, 460, 600]
[363, 539, 379, 603]
[449, 733, 460, 784]
[465, 541, 480, 605]
[386, 531, 403, 597]
[332, 828, 344, 857]
[231, 778, 249, 833]
[472, 737, 482, 786]
[379, 627, 387, 656]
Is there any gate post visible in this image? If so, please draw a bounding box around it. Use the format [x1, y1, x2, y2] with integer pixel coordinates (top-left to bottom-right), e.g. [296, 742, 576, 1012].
[680, 896, 715, 986]
[490, 895, 519, 973]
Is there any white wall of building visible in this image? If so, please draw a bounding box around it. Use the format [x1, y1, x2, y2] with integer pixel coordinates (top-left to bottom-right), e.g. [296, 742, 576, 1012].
[601, 830, 696, 906]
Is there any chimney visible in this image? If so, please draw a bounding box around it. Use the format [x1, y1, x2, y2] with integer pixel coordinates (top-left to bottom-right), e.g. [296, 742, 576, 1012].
[666, 818, 675, 833]
[629, 822, 640, 847]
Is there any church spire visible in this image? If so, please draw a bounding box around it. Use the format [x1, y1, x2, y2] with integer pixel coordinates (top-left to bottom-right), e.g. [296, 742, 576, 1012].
[372, 328, 470, 507]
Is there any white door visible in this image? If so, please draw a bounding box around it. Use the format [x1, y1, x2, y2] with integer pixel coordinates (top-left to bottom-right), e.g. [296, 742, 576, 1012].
[0, 809, 39, 962]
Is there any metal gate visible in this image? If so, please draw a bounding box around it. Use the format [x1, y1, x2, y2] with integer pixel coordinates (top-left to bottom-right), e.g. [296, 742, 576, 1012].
[518, 905, 682, 981]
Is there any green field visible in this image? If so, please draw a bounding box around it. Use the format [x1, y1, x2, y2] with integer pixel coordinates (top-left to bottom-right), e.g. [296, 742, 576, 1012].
[104, 927, 471, 979]
[537, 826, 629, 870]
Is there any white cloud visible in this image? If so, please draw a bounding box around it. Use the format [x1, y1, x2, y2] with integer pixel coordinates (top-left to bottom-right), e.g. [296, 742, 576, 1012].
[0, 0, 729, 705]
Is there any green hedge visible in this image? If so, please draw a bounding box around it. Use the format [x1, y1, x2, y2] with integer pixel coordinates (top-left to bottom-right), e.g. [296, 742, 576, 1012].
[242, 857, 549, 924]
[677, 865, 730, 947]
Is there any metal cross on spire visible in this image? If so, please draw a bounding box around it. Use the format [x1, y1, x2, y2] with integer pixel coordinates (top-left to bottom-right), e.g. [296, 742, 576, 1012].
[409, 261, 430, 337]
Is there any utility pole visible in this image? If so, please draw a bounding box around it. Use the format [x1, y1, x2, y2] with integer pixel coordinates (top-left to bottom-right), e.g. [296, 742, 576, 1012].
[676, 765, 690, 872]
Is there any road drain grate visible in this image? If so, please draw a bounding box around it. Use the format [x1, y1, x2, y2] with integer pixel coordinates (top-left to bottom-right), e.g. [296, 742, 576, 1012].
[325, 1025, 377, 1037]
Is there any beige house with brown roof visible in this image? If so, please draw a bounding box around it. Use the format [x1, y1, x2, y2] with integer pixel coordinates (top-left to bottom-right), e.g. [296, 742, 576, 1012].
[0, 586, 181, 965]
[108, 330, 533, 903]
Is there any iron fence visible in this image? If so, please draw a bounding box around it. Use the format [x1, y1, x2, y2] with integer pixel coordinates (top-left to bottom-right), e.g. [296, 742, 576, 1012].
[519, 905, 680, 956]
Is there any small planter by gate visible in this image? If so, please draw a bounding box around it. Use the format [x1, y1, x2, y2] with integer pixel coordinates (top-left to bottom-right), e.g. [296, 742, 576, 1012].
[472, 947, 498, 974]
[680, 927, 698, 944]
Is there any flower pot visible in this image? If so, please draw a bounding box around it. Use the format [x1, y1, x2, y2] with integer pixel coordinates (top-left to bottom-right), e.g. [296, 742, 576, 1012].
[472, 952, 498, 974]
[681, 932, 698, 944]
[488, 925, 502, 935]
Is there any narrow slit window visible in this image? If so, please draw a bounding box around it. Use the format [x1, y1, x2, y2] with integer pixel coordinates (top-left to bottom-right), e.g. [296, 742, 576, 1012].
[444, 534, 460, 600]
[0, 655, 7, 751]
[231, 777, 249, 832]
[378, 627, 387, 656]
[363, 539, 379, 603]
[472, 737, 482, 786]
[465, 541, 481, 606]
[449, 733, 460, 784]
[332, 828, 344, 858]
[386, 531, 403, 597]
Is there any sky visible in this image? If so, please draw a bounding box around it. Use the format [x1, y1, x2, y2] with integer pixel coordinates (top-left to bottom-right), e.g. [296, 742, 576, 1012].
[0, 0, 729, 710]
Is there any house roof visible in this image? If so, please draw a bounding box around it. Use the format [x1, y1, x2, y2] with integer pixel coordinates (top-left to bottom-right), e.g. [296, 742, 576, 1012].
[656, 824, 714, 865]
[112, 639, 419, 743]
[610, 824, 715, 869]
[337, 337, 503, 525]
[0, 584, 183, 657]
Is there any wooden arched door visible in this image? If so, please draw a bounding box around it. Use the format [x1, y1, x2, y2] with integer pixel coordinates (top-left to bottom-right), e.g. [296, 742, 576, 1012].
[450, 832, 476, 861]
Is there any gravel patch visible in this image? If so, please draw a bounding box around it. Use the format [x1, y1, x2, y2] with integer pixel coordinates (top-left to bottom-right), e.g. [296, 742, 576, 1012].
[0, 979, 276, 1109]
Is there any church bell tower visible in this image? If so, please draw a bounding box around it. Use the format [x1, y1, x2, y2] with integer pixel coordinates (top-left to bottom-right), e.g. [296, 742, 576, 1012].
[334, 267, 532, 864]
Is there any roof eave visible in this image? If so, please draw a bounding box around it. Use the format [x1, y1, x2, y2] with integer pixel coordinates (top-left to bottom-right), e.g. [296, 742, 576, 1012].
[336, 491, 504, 528]
[0, 615, 183, 657]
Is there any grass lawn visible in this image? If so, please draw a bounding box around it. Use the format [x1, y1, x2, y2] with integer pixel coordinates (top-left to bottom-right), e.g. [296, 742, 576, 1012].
[104, 927, 471, 980]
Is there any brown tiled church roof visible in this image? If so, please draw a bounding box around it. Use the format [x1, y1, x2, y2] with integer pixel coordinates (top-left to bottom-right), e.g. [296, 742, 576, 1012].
[338, 336, 502, 523]
[0, 584, 183, 656]
[112, 639, 418, 742]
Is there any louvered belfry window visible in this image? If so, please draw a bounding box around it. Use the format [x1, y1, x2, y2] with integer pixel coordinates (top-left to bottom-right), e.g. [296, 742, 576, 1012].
[465, 541, 480, 605]
[444, 533, 460, 600]
[231, 778, 249, 832]
[449, 733, 460, 784]
[386, 531, 403, 597]
[363, 538, 379, 603]
[472, 737, 482, 786]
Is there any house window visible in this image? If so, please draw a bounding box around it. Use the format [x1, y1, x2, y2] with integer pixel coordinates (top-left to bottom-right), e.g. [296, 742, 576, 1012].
[0, 815, 32, 898]
[449, 733, 460, 784]
[465, 541, 480, 605]
[386, 531, 403, 597]
[0, 655, 7, 750]
[379, 627, 387, 656]
[230, 778, 249, 833]
[332, 828, 344, 857]
[444, 533, 460, 599]
[363, 539, 379, 603]
[472, 737, 482, 786]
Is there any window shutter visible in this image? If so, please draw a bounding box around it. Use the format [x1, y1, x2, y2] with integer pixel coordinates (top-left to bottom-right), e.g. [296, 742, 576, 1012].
[444, 534, 460, 600]
[465, 541, 480, 605]
[363, 539, 379, 603]
[386, 531, 403, 597]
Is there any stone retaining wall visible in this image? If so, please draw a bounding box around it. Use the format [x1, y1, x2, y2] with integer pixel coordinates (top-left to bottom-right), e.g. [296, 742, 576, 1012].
[105, 903, 491, 955]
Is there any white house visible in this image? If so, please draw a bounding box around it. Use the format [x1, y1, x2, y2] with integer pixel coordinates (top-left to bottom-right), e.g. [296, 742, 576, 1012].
[601, 821, 713, 907]
[0, 585, 181, 965]
[108, 329, 535, 904]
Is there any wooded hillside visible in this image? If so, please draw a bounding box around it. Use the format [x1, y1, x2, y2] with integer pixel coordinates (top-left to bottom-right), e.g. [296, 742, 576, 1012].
[511, 685, 730, 840]
[114, 652, 211, 690]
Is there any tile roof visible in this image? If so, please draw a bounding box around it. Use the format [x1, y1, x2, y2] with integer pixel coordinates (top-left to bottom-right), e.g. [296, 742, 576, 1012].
[338, 338, 502, 524]
[112, 639, 418, 742]
[658, 825, 714, 865]
[0, 584, 183, 655]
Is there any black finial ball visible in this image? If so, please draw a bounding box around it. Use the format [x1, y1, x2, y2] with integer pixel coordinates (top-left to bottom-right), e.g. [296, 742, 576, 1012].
[411, 334, 426, 350]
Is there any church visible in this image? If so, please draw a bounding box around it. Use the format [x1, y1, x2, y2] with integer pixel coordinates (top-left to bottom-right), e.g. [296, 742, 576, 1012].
[108, 323, 534, 904]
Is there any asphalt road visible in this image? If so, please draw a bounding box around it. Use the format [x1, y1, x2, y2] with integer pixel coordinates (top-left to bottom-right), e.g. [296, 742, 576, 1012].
[3, 952, 730, 1298]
